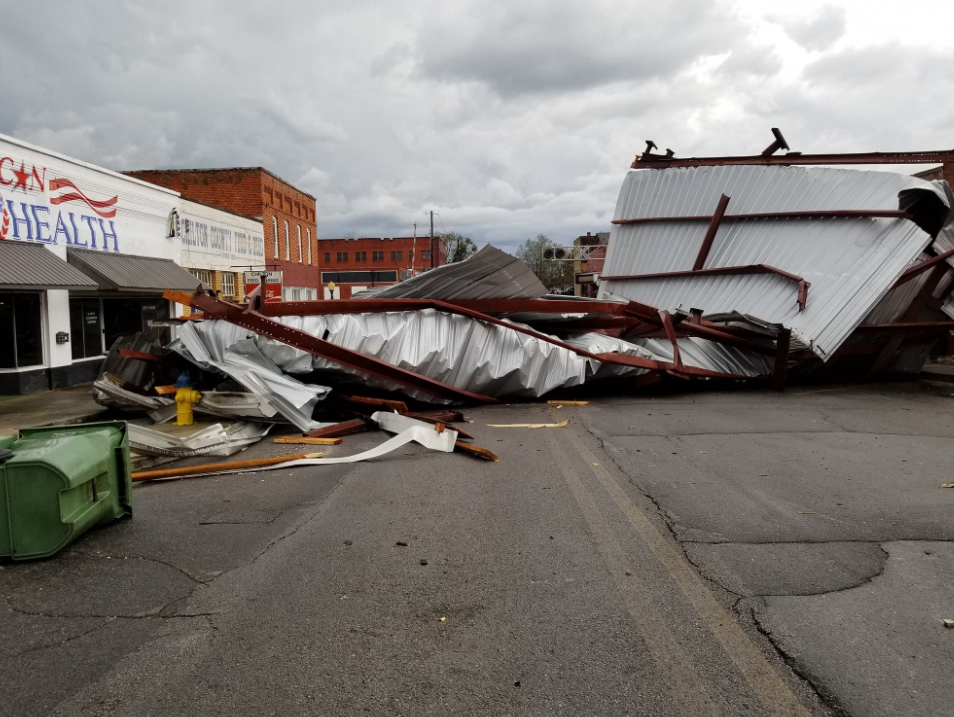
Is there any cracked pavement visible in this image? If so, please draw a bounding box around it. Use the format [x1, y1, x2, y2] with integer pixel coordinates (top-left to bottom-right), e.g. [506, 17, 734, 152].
[0, 382, 951, 715]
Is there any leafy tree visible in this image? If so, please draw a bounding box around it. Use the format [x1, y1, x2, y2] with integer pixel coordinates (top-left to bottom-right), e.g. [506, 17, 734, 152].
[440, 231, 478, 263]
[515, 234, 573, 292]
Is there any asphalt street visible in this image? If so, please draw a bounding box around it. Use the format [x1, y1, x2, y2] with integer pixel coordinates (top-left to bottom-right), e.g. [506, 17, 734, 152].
[1, 382, 952, 715]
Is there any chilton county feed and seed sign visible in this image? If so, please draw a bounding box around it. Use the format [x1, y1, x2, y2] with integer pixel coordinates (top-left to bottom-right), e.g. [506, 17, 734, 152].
[176, 199, 265, 271]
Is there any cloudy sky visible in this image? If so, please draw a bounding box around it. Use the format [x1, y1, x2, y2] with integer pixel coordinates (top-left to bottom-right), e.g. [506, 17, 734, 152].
[2, 1, 952, 251]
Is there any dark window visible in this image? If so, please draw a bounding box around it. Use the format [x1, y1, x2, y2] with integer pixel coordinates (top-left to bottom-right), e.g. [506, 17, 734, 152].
[422, 250, 429, 261]
[390, 251, 396, 261]
[360, 251, 367, 262]
[342, 252, 348, 262]
[102, 298, 170, 350]
[325, 252, 330, 263]
[69, 298, 103, 359]
[321, 270, 398, 284]
[0, 293, 42, 368]
[409, 250, 414, 262]
[396, 251, 402, 261]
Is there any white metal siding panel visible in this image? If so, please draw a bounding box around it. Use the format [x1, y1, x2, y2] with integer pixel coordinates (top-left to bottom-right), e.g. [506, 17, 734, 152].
[599, 166, 946, 359]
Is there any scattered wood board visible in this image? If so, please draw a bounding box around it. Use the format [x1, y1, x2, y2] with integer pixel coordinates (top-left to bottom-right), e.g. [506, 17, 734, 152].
[306, 419, 372, 439]
[455, 441, 499, 462]
[274, 436, 343, 446]
[132, 452, 323, 481]
[546, 400, 590, 406]
[486, 419, 570, 429]
[340, 395, 409, 413]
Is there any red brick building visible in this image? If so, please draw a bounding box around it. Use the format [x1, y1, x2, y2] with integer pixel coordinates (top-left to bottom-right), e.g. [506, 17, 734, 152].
[574, 231, 608, 297]
[125, 167, 320, 299]
[316, 236, 446, 299]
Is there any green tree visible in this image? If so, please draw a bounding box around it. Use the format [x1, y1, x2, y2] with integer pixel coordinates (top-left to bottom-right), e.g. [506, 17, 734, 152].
[440, 232, 478, 263]
[515, 234, 573, 292]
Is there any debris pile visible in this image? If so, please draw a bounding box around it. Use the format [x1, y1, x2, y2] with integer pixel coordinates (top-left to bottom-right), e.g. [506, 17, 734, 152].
[92, 157, 954, 473]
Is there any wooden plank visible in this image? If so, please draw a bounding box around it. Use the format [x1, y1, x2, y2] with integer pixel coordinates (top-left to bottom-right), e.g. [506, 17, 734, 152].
[305, 419, 372, 439]
[454, 441, 499, 462]
[340, 395, 409, 413]
[273, 436, 343, 446]
[132, 452, 323, 481]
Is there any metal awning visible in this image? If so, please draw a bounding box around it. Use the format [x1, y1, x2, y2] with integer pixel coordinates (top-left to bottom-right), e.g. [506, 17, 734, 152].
[0, 241, 98, 291]
[68, 248, 201, 293]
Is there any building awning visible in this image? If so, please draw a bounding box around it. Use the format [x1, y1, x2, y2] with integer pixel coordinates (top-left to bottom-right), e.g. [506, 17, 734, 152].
[0, 241, 98, 291]
[67, 248, 202, 293]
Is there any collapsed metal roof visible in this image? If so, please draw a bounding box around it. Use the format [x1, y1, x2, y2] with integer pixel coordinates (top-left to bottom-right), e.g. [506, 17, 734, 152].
[599, 165, 951, 359]
[367, 245, 547, 300]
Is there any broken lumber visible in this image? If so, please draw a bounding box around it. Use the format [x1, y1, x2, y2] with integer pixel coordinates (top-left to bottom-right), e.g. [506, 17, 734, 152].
[131, 452, 323, 481]
[340, 395, 409, 413]
[306, 419, 372, 439]
[546, 400, 590, 406]
[273, 436, 342, 446]
[486, 419, 570, 429]
[454, 441, 499, 462]
[400, 411, 475, 440]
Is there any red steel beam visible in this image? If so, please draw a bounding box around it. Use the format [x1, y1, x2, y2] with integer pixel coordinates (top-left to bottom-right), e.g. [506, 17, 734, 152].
[658, 311, 683, 371]
[258, 297, 638, 317]
[867, 264, 949, 377]
[893, 249, 954, 288]
[602, 264, 811, 311]
[612, 209, 910, 226]
[693, 194, 730, 271]
[633, 150, 954, 169]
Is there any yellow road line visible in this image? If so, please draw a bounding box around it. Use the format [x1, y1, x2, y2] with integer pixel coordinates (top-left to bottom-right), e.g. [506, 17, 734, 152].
[545, 432, 722, 716]
[564, 429, 812, 717]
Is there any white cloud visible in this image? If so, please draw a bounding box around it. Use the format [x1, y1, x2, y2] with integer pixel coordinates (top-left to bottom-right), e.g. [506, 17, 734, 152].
[1, 0, 951, 248]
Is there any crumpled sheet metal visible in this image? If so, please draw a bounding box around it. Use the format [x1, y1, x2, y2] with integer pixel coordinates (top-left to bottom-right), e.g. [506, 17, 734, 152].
[181, 308, 772, 404]
[270, 309, 643, 401]
[129, 422, 272, 458]
[366, 245, 547, 300]
[563, 333, 774, 378]
[171, 321, 331, 432]
[599, 165, 951, 360]
[93, 376, 172, 412]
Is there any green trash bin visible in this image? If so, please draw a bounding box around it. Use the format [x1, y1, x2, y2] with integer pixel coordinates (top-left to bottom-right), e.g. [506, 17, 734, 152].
[0, 421, 132, 560]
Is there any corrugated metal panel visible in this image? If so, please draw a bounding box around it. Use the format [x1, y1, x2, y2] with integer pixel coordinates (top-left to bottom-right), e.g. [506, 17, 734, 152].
[180, 308, 770, 404]
[67, 248, 201, 292]
[367, 245, 547, 300]
[0, 241, 97, 290]
[599, 166, 948, 359]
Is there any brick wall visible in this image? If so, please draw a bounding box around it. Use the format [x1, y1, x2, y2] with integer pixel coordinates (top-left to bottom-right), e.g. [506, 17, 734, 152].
[316, 236, 445, 274]
[127, 167, 322, 290]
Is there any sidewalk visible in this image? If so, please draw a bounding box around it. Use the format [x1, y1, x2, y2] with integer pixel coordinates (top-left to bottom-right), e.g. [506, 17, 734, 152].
[0, 384, 108, 435]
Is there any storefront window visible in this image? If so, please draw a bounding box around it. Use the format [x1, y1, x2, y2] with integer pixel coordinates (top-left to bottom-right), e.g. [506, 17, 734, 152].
[102, 298, 170, 350]
[0, 293, 43, 369]
[69, 298, 103, 359]
[189, 269, 212, 287]
[222, 272, 235, 297]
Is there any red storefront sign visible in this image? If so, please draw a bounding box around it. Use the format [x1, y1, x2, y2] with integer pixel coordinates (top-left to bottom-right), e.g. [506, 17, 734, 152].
[244, 271, 283, 303]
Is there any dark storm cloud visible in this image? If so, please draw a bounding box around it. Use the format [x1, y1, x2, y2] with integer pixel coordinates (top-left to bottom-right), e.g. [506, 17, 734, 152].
[0, 1, 950, 247]
[772, 5, 847, 52]
[417, 0, 746, 95]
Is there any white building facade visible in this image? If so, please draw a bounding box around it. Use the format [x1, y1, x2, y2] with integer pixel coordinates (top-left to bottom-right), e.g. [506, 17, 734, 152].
[0, 133, 199, 394]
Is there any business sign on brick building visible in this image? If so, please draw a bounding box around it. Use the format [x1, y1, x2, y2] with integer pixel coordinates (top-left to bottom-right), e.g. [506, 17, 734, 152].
[244, 270, 283, 302]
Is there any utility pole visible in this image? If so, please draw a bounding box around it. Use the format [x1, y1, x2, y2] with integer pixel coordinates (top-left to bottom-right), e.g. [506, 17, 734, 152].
[430, 210, 435, 269]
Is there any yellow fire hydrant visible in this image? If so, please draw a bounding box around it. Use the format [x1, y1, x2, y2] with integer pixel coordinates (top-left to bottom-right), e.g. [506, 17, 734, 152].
[174, 373, 201, 426]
